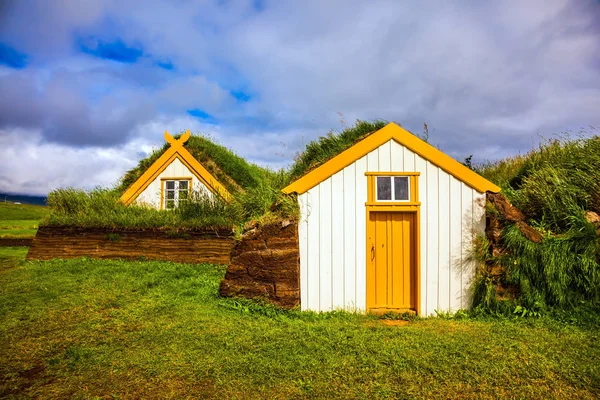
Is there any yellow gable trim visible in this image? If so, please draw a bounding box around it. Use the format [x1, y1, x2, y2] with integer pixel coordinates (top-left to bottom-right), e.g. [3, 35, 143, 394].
[282, 123, 501, 195]
[120, 130, 232, 205]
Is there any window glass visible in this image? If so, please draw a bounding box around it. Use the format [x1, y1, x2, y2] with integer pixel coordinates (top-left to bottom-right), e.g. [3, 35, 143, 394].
[377, 177, 392, 200]
[164, 179, 191, 209]
[394, 177, 409, 200]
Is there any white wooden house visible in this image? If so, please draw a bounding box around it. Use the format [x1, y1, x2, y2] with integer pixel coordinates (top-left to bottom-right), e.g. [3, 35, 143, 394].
[282, 123, 500, 316]
[120, 131, 231, 209]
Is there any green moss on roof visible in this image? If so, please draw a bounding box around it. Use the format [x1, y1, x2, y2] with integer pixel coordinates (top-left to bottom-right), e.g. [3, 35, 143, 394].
[288, 120, 388, 182]
[118, 133, 270, 195]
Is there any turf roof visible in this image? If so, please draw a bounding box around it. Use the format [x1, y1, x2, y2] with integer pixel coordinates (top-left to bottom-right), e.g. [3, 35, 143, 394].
[288, 120, 388, 182]
[118, 133, 270, 196]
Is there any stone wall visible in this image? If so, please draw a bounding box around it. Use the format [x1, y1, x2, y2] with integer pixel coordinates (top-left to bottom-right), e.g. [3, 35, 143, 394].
[26, 226, 234, 265]
[219, 220, 300, 308]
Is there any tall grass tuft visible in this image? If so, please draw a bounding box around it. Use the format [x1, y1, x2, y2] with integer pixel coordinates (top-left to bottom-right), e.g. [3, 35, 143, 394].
[500, 215, 600, 308]
[474, 131, 600, 312]
[45, 188, 241, 229]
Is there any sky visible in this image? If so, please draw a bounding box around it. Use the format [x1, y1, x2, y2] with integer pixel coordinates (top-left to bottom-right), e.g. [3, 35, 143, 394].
[0, 0, 599, 196]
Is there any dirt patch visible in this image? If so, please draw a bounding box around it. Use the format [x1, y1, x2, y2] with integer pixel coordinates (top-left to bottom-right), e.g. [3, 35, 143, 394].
[488, 192, 525, 222]
[0, 365, 50, 397]
[380, 320, 410, 327]
[0, 238, 32, 247]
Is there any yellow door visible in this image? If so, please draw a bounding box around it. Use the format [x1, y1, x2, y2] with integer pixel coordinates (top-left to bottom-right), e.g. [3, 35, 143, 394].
[367, 211, 416, 312]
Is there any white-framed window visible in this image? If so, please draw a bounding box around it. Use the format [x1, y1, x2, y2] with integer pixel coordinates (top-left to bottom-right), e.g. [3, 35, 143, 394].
[376, 176, 410, 202]
[163, 179, 190, 210]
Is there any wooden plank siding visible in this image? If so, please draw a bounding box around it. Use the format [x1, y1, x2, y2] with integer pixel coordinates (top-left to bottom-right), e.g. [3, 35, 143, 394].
[136, 158, 213, 209]
[297, 139, 486, 315]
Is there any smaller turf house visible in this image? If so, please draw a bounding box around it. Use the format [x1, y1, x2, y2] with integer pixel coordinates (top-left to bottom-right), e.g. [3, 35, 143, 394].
[283, 123, 501, 316]
[120, 131, 232, 209]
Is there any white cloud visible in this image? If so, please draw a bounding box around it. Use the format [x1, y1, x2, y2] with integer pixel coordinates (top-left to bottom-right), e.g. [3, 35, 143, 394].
[0, 0, 599, 195]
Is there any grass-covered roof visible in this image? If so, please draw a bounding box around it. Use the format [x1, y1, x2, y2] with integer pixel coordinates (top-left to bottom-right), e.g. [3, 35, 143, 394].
[288, 120, 388, 182]
[117, 133, 271, 195]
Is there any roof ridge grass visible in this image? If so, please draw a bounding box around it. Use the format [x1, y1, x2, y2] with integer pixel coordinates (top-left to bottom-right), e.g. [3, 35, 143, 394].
[288, 120, 388, 182]
[117, 132, 271, 195]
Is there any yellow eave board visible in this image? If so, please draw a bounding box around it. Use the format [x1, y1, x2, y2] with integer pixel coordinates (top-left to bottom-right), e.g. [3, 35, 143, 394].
[120, 131, 232, 205]
[282, 123, 501, 195]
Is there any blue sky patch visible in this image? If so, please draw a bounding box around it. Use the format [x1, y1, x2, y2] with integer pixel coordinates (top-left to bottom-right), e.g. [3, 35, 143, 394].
[252, 0, 266, 12]
[231, 90, 251, 102]
[0, 42, 28, 69]
[187, 108, 219, 124]
[156, 60, 174, 70]
[78, 37, 143, 63]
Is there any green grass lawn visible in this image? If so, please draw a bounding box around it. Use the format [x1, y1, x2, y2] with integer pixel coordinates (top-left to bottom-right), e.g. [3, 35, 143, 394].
[0, 252, 598, 399]
[0, 203, 48, 238]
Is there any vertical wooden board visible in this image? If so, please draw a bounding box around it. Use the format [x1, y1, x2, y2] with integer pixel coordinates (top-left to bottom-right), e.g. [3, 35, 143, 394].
[319, 178, 333, 311]
[466, 190, 487, 309]
[343, 163, 357, 309]
[449, 177, 463, 311]
[366, 212, 375, 309]
[330, 171, 345, 309]
[437, 170, 451, 312]
[378, 140, 392, 171]
[426, 162, 439, 316]
[415, 155, 428, 314]
[391, 213, 402, 308]
[390, 141, 404, 171]
[403, 147, 416, 172]
[354, 156, 368, 311]
[408, 213, 416, 308]
[388, 214, 394, 306]
[406, 213, 415, 308]
[375, 212, 388, 307]
[460, 185, 474, 309]
[306, 186, 320, 311]
[367, 148, 379, 172]
[138, 157, 210, 209]
[298, 193, 309, 310]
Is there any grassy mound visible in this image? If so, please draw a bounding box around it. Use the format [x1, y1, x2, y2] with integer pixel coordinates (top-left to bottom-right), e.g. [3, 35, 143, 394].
[475, 134, 600, 312]
[118, 134, 272, 195]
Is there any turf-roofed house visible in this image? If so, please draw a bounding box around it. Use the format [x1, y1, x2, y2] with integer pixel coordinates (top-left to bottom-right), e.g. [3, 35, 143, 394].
[120, 131, 232, 209]
[283, 122, 501, 316]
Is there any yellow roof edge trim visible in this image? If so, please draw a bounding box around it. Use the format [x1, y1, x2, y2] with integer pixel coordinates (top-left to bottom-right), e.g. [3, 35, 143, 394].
[120, 130, 232, 205]
[282, 123, 501, 195]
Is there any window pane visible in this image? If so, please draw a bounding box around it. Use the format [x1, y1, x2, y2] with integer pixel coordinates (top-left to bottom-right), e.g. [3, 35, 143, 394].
[394, 177, 409, 200]
[166, 199, 175, 209]
[166, 181, 175, 190]
[377, 177, 392, 200]
[167, 190, 175, 199]
[179, 181, 188, 190]
[179, 190, 189, 200]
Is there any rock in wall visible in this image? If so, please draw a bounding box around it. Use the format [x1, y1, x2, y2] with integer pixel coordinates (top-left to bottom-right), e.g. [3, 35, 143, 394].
[26, 226, 234, 265]
[219, 220, 300, 309]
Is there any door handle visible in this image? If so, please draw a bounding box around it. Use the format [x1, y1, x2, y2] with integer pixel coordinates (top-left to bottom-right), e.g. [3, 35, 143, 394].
[371, 244, 375, 261]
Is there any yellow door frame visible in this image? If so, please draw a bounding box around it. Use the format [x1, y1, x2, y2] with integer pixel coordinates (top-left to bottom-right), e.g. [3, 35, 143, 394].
[365, 172, 421, 315]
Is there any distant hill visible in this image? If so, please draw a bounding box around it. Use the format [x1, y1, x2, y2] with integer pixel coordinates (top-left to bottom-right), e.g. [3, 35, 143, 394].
[0, 193, 47, 206]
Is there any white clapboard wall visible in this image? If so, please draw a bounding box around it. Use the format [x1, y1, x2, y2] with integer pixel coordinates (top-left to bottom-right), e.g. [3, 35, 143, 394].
[135, 158, 213, 209]
[297, 139, 486, 316]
